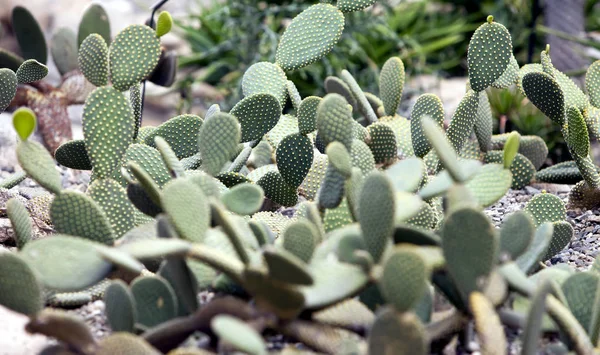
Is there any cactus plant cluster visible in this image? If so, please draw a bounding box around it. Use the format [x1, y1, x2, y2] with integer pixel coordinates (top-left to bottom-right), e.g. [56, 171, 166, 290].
[1, 2, 600, 355]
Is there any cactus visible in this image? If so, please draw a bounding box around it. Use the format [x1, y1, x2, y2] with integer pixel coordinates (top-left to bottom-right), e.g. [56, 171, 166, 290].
[379, 57, 405, 116]
[242, 62, 288, 107]
[12, 6, 47, 63]
[78, 3, 111, 46]
[231, 93, 281, 143]
[0, 252, 43, 315]
[104, 280, 137, 333]
[51, 28, 79, 76]
[276, 133, 314, 188]
[211, 315, 267, 355]
[79, 34, 109, 87]
[0, 68, 18, 112]
[16, 59, 48, 84]
[410, 94, 444, 158]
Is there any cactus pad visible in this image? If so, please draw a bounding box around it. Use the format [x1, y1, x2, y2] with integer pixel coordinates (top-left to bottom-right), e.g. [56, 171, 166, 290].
[12, 107, 37, 141]
[484, 151, 535, 189]
[198, 113, 241, 175]
[317, 93, 354, 150]
[231, 93, 281, 143]
[83, 86, 135, 178]
[474, 91, 493, 152]
[161, 178, 209, 242]
[155, 11, 173, 37]
[124, 144, 172, 188]
[586, 60, 600, 108]
[287, 80, 302, 110]
[257, 170, 298, 206]
[446, 90, 480, 153]
[467, 18, 512, 92]
[211, 315, 267, 355]
[242, 62, 287, 107]
[0, 252, 43, 315]
[367, 122, 398, 164]
[221, 183, 264, 215]
[524, 192, 566, 225]
[263, 246, 313, 285]
[325, 76, 357, 110]
[499, 211, 534, 260]
[464, 163, 512, 207]
[275, 4, 344, 71]
[104, 280, 137, 332]
[16, 59, 48, 84]
[470, 292, 507, 353]
[379, 57, 405, 116]
[380, 249, 428, 312]
[359, 171, 395, 262]
[522, 72, 565, 125]
[78, 34, 109, 87]
[368, 309, 427, 355]
[410, 94, 444, 158]
[276, 133, 314, 188]
[51, 27, 78, 76]
[283, 220, 318, 263]
[492, 55, 519, 89]
[17, 141, 62, 194]
[336, 0, 377, 13]
[566, 106, 590, 158]
[55, 140, 92, 170]
[12, 6, 47, 63]
[131, 276, 178, 328]
[298, 96, 322, 134]
[265, 114, 299, 149]
[109, 25, 161, 92]
[78, 3, 111, 46]
[0, 68, 17, 112]
[542, 221, 573, 262]
[562, 272, 599, 332]
[88, 178, 136, 238]
[300, 152, 328, 200]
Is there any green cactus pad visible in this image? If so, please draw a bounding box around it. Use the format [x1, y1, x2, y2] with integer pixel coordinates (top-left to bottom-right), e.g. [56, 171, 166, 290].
[492, 55, 519, 89]
[130, 84, 142, 138]
[554, 69, 589, 113]
[385, 158, 424, 193]
[336, 0, 377, 13]
[341, 70, 378, 124]
[124, 144, 173, 188]
[325, 141, 352, 178]
[263, 246, 313, 286]
[499, 211, 534, 260]
[522, 72, 565, 125]
[78, 3, 111, 46]
[359, 171, 395, 263]
[110, 25, 161, 92]
[242, 62, 287, 107]
[515, 222, 553, 273]
[211, 315, 267, 355]
[12, 107, 36, 141]
[161, 178, 209, 242]
[535, 160, 587, 184]
[155, 11, 173, 37]
[287, 80, 302, 110]
[0, 171, 26, 189]
[299, 153, 328, 201]
[380, 249, 428, 313]
[283, 220, 318, 263]
[88, 178, 136, 238]
[0, 252, 43, 315]
[158, 257, 199, 316]
[21, 235, 112, 291]
[317, 165, 346, 209]
[243, 268, 305, 319]
[446, 90, 480, 153]
[257, 170, 298, 206]
[584, 106, 600, 141]
[221, 183, 264, 215]
[16, 59, 48, 84]
[298, 96, 322, 135]
[474, 91, 493, 152]
[524, 192, 566, 225]
[484, 151, 535, 189]
[265, 115, 299, 149]
[323, 198, 353, 232]
[126, 163, 163, 212]
[325, 76, 357, 110]
[51, 191, 115, 244]
[78, 34, 109, 87]
[17, 141, 62, 194]
[368, 308, 427, 355]
[566, 106, 590, 158]
[491, 134, 548, 170]
[421, 117, 463, 181]
[144, 115, 203, 159]
[104, 280, 137, 332]
[131, 276, 178, 328]
[276, 133, 314, 188]
[198, 112, 241, 176]
[0, 68, 17, 112]
[12, 6, 47, 63]
[367, 122, 398, 164]
[230, 93, 281, 143]
[317, 93, 354, 150]
[562, 272, 599, 332]
[55, 140, 92, 170]
[443, 207, 497, 299]
[83, 86, 135, 178]
[51, 27, 78, 76]
[349, 139, 375, 176]
[410, 94, 445, 158]
[464, 163, 512, 207]
[379, 57, 405, 116]
[275, 4, 345, 71]
[467, 19, 512, 92]
[216, 172, 251, 188]
[154, 136, 184, 177]
[542, 221, 573, 262]
[586, 60, 600, 108]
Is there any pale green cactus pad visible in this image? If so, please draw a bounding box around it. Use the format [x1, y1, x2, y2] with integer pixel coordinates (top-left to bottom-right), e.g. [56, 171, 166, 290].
[83, 86, 135, 178]
[242, 62, 287, 107]
[17, 140, 62, 194]
[104, 280, 137, 333]
[467, 17, 512, 92]
[230, 93, 281, 142]
[0, 252, 43, 315]
[586, 60, 600, 108]
[283, 220, 317, 263]
[379, 57, 405, 116]
[287, 80, 302, 110]
[145, 114, 203, 159]
[300, 152, 329, 201]
[368, 309, 427, 355]
[51, 27, 78, 76]
[131, 276, 178, 328]
[0, 68, 17, 113]
[464, 163, 512, 207]
[410, 94, 444, 158]
[446, 90, 480, 153]
[198, 112, 241, 176]
[162, 178, 209, 242]
[336, 0, 377, 13]
[359, 171, 395, 263]
[325, 76, 357, 110]
[211, 315, 267, 355]
[276, 133, 314, 188]
[88, 178, 136, 238]
[275, 4, 345, 71]
[522, 72, 565, 125]
[298, 96, 322, 135]
[562, 272, 599, 332]
[55, 140, 92, 170]
[265, 115, 299, 149]
[221, 183, 264, 215]
[13, 107, 36, 141]
[78, 34, 109, 87]
[379, 249, 428, 313]
[51, 191, 115, 244]
[317, 93, 354, 150]
[109, 24, 161, 92]
[16, 59, 48, 84]
[566, 106, 590, 158]
[367, 122, 398, 164]
[124, 144, 171, 189]
[499, 211, 534, 260]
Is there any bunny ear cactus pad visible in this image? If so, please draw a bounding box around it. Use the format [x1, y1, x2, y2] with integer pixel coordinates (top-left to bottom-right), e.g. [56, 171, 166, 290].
[522, 72, 565, 125]
[276, 133, 314, 188]
[51, 27, 78, 76]
[78, 3, 111, 46]
[161, 178, 209, 242]
[368, 309, 427, 355]
[275, 4, 345, 71]
[0, 253, 43, 316]
[83, 86, 135, 179]
[144, 114, 203, 159]
[566, 107, 590, 158]
[337, 0, 377, 13]
[198, 113, 241, 176]
[443, 207, 498, 300]
[12, 6, 47, 63]
[55, 140, 92, 170]
[257, 170, 298, 206]
[465, 163, 512, 207]
[88, 179, 136, 238]
[17, 141, 62, 194]
[492, 55, 519, 89]
[230, 93, 281, 142]
[79, 34, 109, 87]
[474, 91, 493, 152]
[0, 68, 17, 113]
[586, 60, 600, 108]
[379, 57, 405, 116]
[104, 280, 136, 333]
[131, 276, 178, 328]
[524, 192, 566, 226]
[155, 11, 173, 38]
[51, 191, 115, 244]
[16, 59, 48, 84]
[317, 93, 354, 150]
[359, 171, 395, 263]
[283, 220, 318, 263]
[446, 90, 480, 153]
[467, 16, 512, 92]
[13, 107, 36, 141]
[410, 94, 444, 158]
[367, 122, 398, 164]
[287, 80, 302, 110]
[380, 249, 428, 313]
[7, 198, 32, 249]
[109, 24, 161, 92]
[242, 62, 288, 107]
[298, 96, 322, 134]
